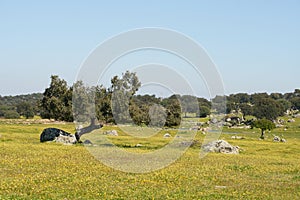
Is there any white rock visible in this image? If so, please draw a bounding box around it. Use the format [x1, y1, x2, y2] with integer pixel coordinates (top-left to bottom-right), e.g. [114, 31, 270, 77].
[163, 133, 171, 138]
[202, 140, 239, 154]
[54, 134, 77, 144]
[104, 130, 118, 136]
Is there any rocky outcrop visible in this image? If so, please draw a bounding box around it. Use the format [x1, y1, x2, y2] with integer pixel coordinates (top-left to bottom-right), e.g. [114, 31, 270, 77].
[40, 128, 77, 144]
[202, 140, 239, 154]
[40, 118, 103, 145]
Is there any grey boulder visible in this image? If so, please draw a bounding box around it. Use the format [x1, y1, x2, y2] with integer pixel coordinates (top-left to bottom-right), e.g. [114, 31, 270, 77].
[202, 140, 239, 154]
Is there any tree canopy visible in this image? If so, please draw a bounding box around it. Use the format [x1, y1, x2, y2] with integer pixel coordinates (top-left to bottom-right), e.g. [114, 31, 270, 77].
[40, 75, 73, 121]
[1, 72, 300, 129]
[251, 118, 276, 139]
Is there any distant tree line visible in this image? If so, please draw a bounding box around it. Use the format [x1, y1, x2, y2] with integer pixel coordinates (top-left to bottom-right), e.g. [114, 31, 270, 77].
[212, 91, 300, 139]
[1, 72, 300, 130]
[0, 93, 42, 119]
[212, 90, 300, 120]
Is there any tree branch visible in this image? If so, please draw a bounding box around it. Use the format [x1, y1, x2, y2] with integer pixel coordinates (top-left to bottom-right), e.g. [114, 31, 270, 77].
[75, 118, 103, 141]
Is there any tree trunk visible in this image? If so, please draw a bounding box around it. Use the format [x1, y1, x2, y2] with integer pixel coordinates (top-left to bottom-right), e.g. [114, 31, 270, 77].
[75, 118, 103, 141]
[260, 129, 265, 139]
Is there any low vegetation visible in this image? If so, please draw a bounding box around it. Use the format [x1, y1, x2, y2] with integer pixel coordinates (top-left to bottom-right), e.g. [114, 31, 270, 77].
[1, 72, 300, 199]
[1, 117, 300, 199]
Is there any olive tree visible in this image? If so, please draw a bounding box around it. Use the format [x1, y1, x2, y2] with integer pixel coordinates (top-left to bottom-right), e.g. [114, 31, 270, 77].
[251, 119, 275, 139]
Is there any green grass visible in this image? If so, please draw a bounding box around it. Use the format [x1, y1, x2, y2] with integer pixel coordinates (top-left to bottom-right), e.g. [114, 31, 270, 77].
[0, 118, 300, 199]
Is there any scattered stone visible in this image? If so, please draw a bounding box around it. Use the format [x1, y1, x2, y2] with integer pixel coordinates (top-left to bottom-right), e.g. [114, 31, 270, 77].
[104, 130, 118, 136]
[231, 135, 245, 140]
[211, 118, 218, 124]
[293, 113, 300, 118]
[135, 144, 143, 147]
[273, 135, 287, 143]
[163, 133, 171, 138]
[281, 138, 287, 143]
[202, 140, 239, 154]
[179, 140, 199, 147]
[201, 127, 210, 132]
[287, 119, 295, 123]
[273, 135, 280, 142]
[277, 119, 285, 124]
[83, 139, 93, 145]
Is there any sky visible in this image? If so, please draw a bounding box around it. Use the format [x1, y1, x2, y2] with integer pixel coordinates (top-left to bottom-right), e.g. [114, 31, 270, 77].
[0, 0, 300, 98]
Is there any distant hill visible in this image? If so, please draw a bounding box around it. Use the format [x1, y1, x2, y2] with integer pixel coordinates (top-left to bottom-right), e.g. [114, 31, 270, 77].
[0, 93, 43, 118]
[0, 93, 43, 107]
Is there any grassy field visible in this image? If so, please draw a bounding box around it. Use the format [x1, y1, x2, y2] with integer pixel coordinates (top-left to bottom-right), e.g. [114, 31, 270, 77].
[1, 118, 300, 199]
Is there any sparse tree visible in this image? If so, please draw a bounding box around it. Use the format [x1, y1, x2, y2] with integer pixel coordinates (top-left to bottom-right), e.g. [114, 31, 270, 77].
[251, 118, 275, 139]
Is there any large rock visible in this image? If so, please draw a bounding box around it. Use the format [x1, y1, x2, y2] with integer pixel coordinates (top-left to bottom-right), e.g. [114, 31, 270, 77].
[202, 140, 239, 154]
[40, 128, 77, 144]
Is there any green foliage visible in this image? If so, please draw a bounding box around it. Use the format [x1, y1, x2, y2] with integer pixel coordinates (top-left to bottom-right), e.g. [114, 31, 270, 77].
[252, 98, 284, 120]
[228, 93, 250, 103]
[270, 92, 283, 100]
[180, 95, 199, 117]
[1, 120, 300, 199]
[198, 106, 210, 118]
[3, 110, 20, 119]
[251, 118, 275, 139]
[111, 71, 141, 124]
[95, 85, 113, 123]
[198, 97, 211, 108]
[250, 93, 269, 104]
[110, 71, 141, 96]
[73, 80, 96, 123]
[164, 98, 181, 127]
[239, 103, 253, 118]
[16, 102, 34, 119]
[40, 75, 73, 121]
[211, 95, 226, 114]
[0, 93, 42, 118]
[0, 105, 10, 117]
[277, 99, 291, 112]
[290, 97, 300, 110]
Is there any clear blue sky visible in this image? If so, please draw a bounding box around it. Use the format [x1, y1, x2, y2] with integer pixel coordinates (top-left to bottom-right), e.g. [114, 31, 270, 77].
[1, 0, 299, 97]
